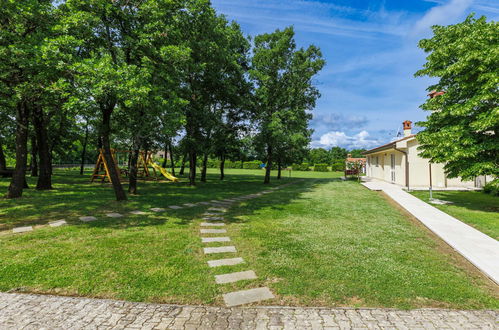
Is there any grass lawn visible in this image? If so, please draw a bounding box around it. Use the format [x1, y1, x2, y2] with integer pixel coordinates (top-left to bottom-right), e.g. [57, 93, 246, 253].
[411, 190, 499, 240]
[0, 169, 497, 309]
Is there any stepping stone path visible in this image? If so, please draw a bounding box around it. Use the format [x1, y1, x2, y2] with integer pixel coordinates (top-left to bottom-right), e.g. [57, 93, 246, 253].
[12, 226, 33, 233]
[200, 222, 225, 227]
[203, 246, 237, 254]
[130, 210, 147, 215]
[79, 216, 97, 222]
[200, 229, 227, 234]
[106, 213, 123, 218]
[208, 257, 244, 268]
[215, 270, 257, 284]
[150, 208, 165, 212]
[202, 237, 230, 243]
[223, 287, 275, 307]
[183, 203, 196, 207]
[49, 220, 67, 227]
[168, 205, 182, 209]
[196, 183, 300, 307]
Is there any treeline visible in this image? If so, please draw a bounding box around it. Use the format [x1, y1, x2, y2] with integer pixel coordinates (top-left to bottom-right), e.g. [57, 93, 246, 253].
[0, 0, 324, 201]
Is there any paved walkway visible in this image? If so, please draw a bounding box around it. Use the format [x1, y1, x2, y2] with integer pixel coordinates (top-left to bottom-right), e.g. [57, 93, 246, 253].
[1, 293, 497, 329]
[362, 181, 499, 285]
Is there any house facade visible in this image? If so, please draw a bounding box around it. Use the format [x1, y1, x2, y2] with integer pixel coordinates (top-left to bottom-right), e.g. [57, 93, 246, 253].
[363, 121, 489, 190]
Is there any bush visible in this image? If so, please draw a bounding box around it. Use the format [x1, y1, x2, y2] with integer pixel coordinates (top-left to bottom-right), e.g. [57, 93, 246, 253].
[207, 159, 220, 168]
[243, 161, 262, 169]
[331, 162, 345, 172]
[314, 163, 329, 172]
[483, 179, 499, 196]
[292, 163, 310, 171]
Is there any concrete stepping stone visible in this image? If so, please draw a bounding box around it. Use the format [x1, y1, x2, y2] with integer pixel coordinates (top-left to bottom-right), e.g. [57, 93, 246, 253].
[204, 212, 223, 216]
[106, 213, 123, 218]
[150, 208, 166, 212]
[79, 216, 97, 222]
[208, 207, 227, 212]
[208, 257, 244, 268]
[203, 216, 224, 221]
[168, 205, 182, 209]
[223, 287, 275, 307]
[49, 220, 67, 227]
[12, 226, 33, 233]
[200, 228, 227, 234]
[130, 210, 147, 215]
[201, 237, 230, 243]
[203, 246, 236, 254]
[198, 202, 211, 205]
[183, 203, 196, 207]
[200, 222, 225, 227]
[215, 270, 257, 284]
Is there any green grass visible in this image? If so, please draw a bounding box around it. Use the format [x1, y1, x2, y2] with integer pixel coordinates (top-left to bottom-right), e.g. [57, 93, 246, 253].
[0, 169, 497, 309]
[411, 190, 499, 240]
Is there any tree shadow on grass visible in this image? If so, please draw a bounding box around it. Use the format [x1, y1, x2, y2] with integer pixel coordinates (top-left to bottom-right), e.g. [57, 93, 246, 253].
[416, 190, 499, 214]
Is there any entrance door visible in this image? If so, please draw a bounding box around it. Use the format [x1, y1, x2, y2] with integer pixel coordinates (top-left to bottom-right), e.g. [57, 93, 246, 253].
[390, 154, 395, 182]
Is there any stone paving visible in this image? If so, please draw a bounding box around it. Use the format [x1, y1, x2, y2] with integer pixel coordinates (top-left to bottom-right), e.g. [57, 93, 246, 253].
[1, 292, 497, 329]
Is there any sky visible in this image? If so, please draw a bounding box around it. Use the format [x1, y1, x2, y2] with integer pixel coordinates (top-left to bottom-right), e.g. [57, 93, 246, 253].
[211, 0, 498, 150]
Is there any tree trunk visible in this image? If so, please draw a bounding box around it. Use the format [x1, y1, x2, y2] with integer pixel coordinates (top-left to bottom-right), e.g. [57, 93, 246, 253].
[30, 135, 38, 176]
[277, 160, 282, 180]
[189, 150, 196, 185]
[128, 146, 140, 194]
[179, 153, 187, 175]
[33, 105, 52, 190]
[264, 145, 272, 184]
[80, 121, 89, 175]
[162, 140, 168, 168]
[200, 152, 208, 182]
[220, 154, 225, 180]
[169, 140, 175, 176]
[101, 104, 127, 201]
[7, 101, 30, 198]
[0, 139, 6, 171]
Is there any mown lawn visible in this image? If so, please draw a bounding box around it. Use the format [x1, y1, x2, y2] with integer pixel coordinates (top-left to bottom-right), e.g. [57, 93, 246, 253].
[411, 190, 499, 240]
[0, 169, 497, 309]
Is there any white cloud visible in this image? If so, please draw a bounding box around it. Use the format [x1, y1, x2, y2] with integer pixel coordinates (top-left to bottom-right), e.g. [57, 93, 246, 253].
[412, 0, 473, 36]
[312, 130, 381, 150]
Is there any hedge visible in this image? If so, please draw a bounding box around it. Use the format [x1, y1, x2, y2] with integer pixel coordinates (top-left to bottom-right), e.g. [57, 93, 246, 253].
[483, 179, 499, 196]
[292, 163, 310, 171]
[314, 163, 329, 172]
[243, 161, 262, 169]
[331, 162, 345, 172]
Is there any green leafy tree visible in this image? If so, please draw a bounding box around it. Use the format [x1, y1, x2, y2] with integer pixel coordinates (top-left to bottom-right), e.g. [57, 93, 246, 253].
[415, 15, 498, 179]
[251, 27, 324, 184]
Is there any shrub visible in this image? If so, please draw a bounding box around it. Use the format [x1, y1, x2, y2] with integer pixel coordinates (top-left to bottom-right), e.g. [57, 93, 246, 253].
[292, 163, 310, 171]
[243, 161, 262, 169]
[331, 162, 345, 172]
[483, 179, 499, 196]
[207, 159, 220, 168]
[314, 163, 329, 172]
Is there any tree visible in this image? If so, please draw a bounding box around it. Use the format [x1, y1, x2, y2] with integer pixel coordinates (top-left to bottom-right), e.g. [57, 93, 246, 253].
[415, 15, 498, 179]
[251, 27, 324, 184]
[308, 148, 331, 165]
[329, 146, 348, 162]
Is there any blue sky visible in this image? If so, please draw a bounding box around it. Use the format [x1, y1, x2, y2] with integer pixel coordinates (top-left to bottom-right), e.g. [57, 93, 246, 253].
[211, 0, 499, 150]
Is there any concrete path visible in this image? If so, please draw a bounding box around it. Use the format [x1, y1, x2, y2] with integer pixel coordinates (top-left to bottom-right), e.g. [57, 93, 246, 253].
[0, 293, 497, 329]
[362, 181, 499, 285]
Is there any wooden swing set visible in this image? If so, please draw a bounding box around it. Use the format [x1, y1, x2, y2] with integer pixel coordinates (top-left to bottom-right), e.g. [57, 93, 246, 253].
[90, 149, 158, 183]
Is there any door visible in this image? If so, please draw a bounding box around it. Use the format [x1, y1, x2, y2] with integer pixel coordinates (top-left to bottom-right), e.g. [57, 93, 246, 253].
[390, 154, 395, 183]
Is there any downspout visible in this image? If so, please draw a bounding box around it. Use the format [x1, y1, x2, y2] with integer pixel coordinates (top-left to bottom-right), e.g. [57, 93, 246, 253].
[394, 147, 409, 190]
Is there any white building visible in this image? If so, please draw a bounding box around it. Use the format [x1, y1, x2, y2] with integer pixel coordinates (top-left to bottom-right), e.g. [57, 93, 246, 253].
[363, 121, 489, 190]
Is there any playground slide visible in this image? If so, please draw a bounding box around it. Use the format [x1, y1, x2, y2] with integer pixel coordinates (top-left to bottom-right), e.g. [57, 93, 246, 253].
[149, 162, 179, 182]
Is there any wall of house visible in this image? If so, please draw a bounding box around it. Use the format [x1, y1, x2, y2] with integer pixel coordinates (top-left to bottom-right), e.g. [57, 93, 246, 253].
[366, 150, 405, 186]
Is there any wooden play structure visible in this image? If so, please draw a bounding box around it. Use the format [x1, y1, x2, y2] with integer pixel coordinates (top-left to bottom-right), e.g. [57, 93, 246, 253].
[91, 149, 178, 183]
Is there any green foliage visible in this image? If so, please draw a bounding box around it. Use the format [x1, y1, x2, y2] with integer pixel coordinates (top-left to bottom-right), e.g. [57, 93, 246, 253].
[243, 161, 262, 170]
[331, 162, 345, 172]
[483, 179, 499, 197]
[415, 15, 499, 180]
[313, 164, 329, 172]
[292, 163, 310, 171]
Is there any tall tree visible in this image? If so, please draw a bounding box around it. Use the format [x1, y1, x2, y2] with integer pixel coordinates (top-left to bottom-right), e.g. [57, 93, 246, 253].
[415, 15, 498, 179]
[251, 27, 324, 183]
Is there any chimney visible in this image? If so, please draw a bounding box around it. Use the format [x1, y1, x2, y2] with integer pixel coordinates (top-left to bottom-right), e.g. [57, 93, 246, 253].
[403, 120, 412, 137]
